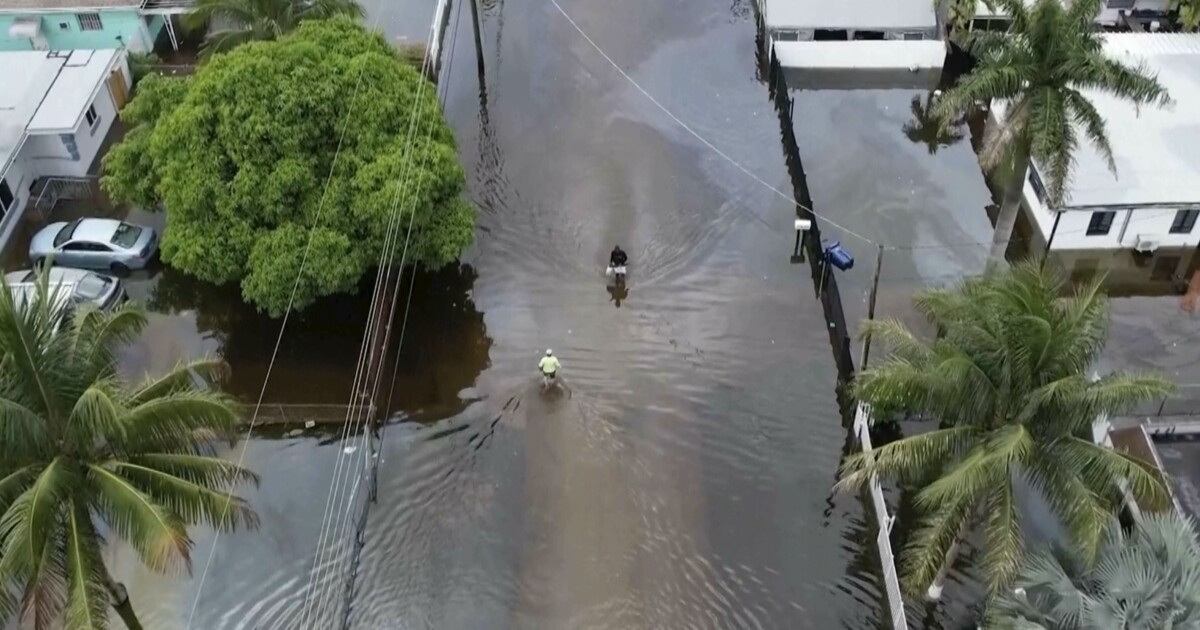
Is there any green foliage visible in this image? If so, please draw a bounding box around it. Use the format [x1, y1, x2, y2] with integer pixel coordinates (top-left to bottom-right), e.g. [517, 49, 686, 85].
[837, 260, 1174, 598]
[0, 271, 257, 628]
[184, 0, 365, 57]
[990, 512, 1200, 628]
[127, 52, 163, 84]
[101, 18, 474, 316]
[1176, 0, 1200, 31]
[934, 0, 1171, 208]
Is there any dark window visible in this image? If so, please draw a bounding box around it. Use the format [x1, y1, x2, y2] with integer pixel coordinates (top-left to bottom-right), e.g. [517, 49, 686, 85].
[1028, 168, 1047, 204]
[63, 242, 110, 252]
[814, 29, 849, 40]
[1106, 0, 1135, 8]
[58, 22, 70, 31]
[0, 179, 12, 213]
[85, 104, 99, 129]
[1087, 211, 1116, 236]
[853, 30, 885, 40]
[1152, 256, 1181, 282]
[77, 13, 102, 31]
[53, 220, 81, 247]
[774, 30, 800, 41]
[1170, 209, 1199, 234]
[902, 32, 926, 40]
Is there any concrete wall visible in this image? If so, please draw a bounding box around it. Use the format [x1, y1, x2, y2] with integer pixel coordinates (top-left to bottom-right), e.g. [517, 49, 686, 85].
[0, 11, 160, 52]
[21, 77, 118, 178]
[0, 150, 35, 253]
[1021, 174, 1200, 251]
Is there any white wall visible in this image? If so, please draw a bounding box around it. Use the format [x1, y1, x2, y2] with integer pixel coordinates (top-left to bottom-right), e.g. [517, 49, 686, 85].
[0, 150, 35, 250]
[19, 79, 118, 179]
[1022, 175, 1200, 251]
[1097, 0, 1171, 25]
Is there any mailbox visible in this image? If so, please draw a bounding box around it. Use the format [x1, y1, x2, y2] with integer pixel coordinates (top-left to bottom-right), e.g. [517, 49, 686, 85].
[825, 241, 854, 271]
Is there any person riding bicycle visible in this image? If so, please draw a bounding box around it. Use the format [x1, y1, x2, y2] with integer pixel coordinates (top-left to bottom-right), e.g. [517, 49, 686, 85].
[609, 246, 628, 269]
[538, 349, 561, 385]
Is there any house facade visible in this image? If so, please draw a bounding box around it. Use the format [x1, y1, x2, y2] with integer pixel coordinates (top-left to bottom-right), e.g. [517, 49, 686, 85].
[0, 48, 131, 248]
[970, 0, 1172, 32]
[997, 34, 1200, 253]
[0, 0, 168, 52]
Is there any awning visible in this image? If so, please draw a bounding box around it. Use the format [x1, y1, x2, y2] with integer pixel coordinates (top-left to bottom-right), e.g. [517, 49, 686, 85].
[8, 16, 43, 40]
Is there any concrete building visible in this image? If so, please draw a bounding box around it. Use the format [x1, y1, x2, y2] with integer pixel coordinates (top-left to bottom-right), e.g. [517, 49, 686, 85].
[970, 0, 1172, 32]
[0, 0, 190, 53]
[1000, 34, 1200, 253]
[0, 48, 131, 248]
[758, 0, 946, 89]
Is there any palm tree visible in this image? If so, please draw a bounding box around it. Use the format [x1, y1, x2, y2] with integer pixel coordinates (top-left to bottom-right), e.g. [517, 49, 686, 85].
[836, 260, 1173, 601]
[0, 275, 258, 629]
[990, 512, 1200, 628]
[184, 0, 366, 58]
[903, 92, 966, 155]
[933, 0, 1171, 264]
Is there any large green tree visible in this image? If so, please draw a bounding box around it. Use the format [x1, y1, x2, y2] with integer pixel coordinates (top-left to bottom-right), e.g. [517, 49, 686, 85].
[933, 0, 1171, 264]
[0, 275, 257, 629]
[184, 0, 365, 58]
[837, 261, 1173, 600]
[991, 512, 1200, 628]
[102, 18, 474, 316]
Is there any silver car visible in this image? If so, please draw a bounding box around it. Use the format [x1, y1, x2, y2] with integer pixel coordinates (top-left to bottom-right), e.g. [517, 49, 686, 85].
[30, 218, 158, 273]
[5, 267, 125, 312]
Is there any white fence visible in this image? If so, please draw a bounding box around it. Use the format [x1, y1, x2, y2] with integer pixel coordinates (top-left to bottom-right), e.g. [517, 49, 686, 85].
[853, 402, 909, 630]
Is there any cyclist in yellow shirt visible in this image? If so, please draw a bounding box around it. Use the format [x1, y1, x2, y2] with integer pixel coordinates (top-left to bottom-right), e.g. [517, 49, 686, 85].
[538, 349, 561, 388]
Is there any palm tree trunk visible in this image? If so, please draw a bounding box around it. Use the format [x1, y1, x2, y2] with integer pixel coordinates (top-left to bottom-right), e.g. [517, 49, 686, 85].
[925, 522, 969, 601]
[106, 573, 143, 630]
[989, 150, 1031, 266]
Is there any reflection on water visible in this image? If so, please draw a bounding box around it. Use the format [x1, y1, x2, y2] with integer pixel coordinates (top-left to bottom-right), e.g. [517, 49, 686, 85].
[141, 264, 492, 414]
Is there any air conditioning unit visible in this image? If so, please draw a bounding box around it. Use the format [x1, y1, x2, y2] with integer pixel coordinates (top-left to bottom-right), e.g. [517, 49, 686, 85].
[1135, 236, 1160, 253]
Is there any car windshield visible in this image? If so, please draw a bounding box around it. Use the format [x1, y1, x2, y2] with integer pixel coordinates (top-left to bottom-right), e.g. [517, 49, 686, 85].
[53, 220, 81, 248]
[111, 223, 142, 249]
[74, 274, 111, 300]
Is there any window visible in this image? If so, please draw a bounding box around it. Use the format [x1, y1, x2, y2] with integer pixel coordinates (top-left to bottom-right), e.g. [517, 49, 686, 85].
[902, 32, 926, 41]
[1028, 168, 1047, 204]
[58, 22, 71, 31]
[774, 30, 800, 42]
[1106, 0, 1135, 8]
[77, 13, 102, 32]
[814, 29, 849, 41]
[53, 220, 81, 248]
[1087, 211, 1116, 236]
[85, 105, 100, 131]
[0, 179, 12, 214]
[1170, 209, 1199, 234]
[63, 242, 111, 252]
[853, 30, 885, 40]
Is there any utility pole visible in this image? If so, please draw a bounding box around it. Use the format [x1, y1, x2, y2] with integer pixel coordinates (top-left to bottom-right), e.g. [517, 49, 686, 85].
[859, 244, 885, 370]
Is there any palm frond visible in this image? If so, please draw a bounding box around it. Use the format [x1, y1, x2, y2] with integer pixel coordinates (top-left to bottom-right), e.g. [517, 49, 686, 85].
[128, 358, 230, 405]
[86, 465, 192, 574]
[109, 461, 259, 531]
[900, 494, 976, 596]
[983, 476, 1025, 596]
[1064, 88, 1117, 175]
[836, 426, 979, 491]
[118, 390, 241, 453]
[64, 498, 109, 630]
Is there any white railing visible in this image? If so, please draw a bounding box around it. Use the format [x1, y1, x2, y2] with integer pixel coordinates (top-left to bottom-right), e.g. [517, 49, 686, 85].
[32, 176, 98, 216]
[854, 402, 909, 630]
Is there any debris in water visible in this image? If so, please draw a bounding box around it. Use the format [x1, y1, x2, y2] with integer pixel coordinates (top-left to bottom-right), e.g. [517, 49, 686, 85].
[343, 446, 358, 455]
[305, 420, 316, 429]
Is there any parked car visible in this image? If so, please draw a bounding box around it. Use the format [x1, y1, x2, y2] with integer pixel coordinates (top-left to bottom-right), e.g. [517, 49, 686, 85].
[5, 267, 125, 312]
[29, 218, 158, 273]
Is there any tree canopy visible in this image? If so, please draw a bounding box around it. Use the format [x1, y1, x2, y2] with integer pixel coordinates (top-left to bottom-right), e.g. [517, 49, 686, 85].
[0, 272, 256, 629]
[838, 261, 1173, 598]
[991, 513, 1200, 629]
[102, 18, 474, 316]
[183, 0, 365, 58]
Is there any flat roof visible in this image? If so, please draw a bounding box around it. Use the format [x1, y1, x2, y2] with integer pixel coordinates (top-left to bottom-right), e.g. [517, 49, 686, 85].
[0, 0, 140, 9]
[0, 51, 63, 174]
[776, 40, 946, 89]
[27, 49, 117, 132]
[1063, 34, 1200, 208]
[765, 0, 936, 30]
[1150, 435, 1200, 523]
[994, 34, 1200, 209]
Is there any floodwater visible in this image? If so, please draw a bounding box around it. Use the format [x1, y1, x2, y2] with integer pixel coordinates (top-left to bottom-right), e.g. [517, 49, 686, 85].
[100, 1, 1021, 629]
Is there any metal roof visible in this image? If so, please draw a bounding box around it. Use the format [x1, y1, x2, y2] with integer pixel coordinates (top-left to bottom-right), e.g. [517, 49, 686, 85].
[1058, 34, 1200, 208]
[764, 0, 936, 31]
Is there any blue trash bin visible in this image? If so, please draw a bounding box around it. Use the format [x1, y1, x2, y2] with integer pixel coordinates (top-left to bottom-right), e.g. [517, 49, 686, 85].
[825, 241, 854, 271]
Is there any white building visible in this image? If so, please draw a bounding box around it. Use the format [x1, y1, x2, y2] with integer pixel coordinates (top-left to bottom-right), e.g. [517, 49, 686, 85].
[970, 0, 1172, 32]
[0, 48, 130, 249]
[1001, 34, 1200, 252]
[759, 0, 947, 89]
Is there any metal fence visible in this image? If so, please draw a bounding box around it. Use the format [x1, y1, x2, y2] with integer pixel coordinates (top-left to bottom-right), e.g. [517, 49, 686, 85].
[32, 176, 99, 216]
[854, 403, 909, 630]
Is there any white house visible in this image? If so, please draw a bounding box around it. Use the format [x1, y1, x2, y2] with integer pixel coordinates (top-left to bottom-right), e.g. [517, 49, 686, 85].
[970, 0, 1172, 32]
[998, 34, 1200, 252]
[759, 0, 947, 89]
[0, 48, 130, 249]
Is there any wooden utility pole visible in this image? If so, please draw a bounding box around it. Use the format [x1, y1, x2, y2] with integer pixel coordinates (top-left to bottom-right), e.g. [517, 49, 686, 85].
[859, 244, 885, 370]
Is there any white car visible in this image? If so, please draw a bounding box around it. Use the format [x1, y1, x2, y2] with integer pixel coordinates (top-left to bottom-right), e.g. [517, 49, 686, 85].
[5, 267, 125, 312]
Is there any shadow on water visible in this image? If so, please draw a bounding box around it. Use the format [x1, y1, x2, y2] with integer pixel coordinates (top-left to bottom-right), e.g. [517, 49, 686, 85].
[143, 263, 493, 418]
